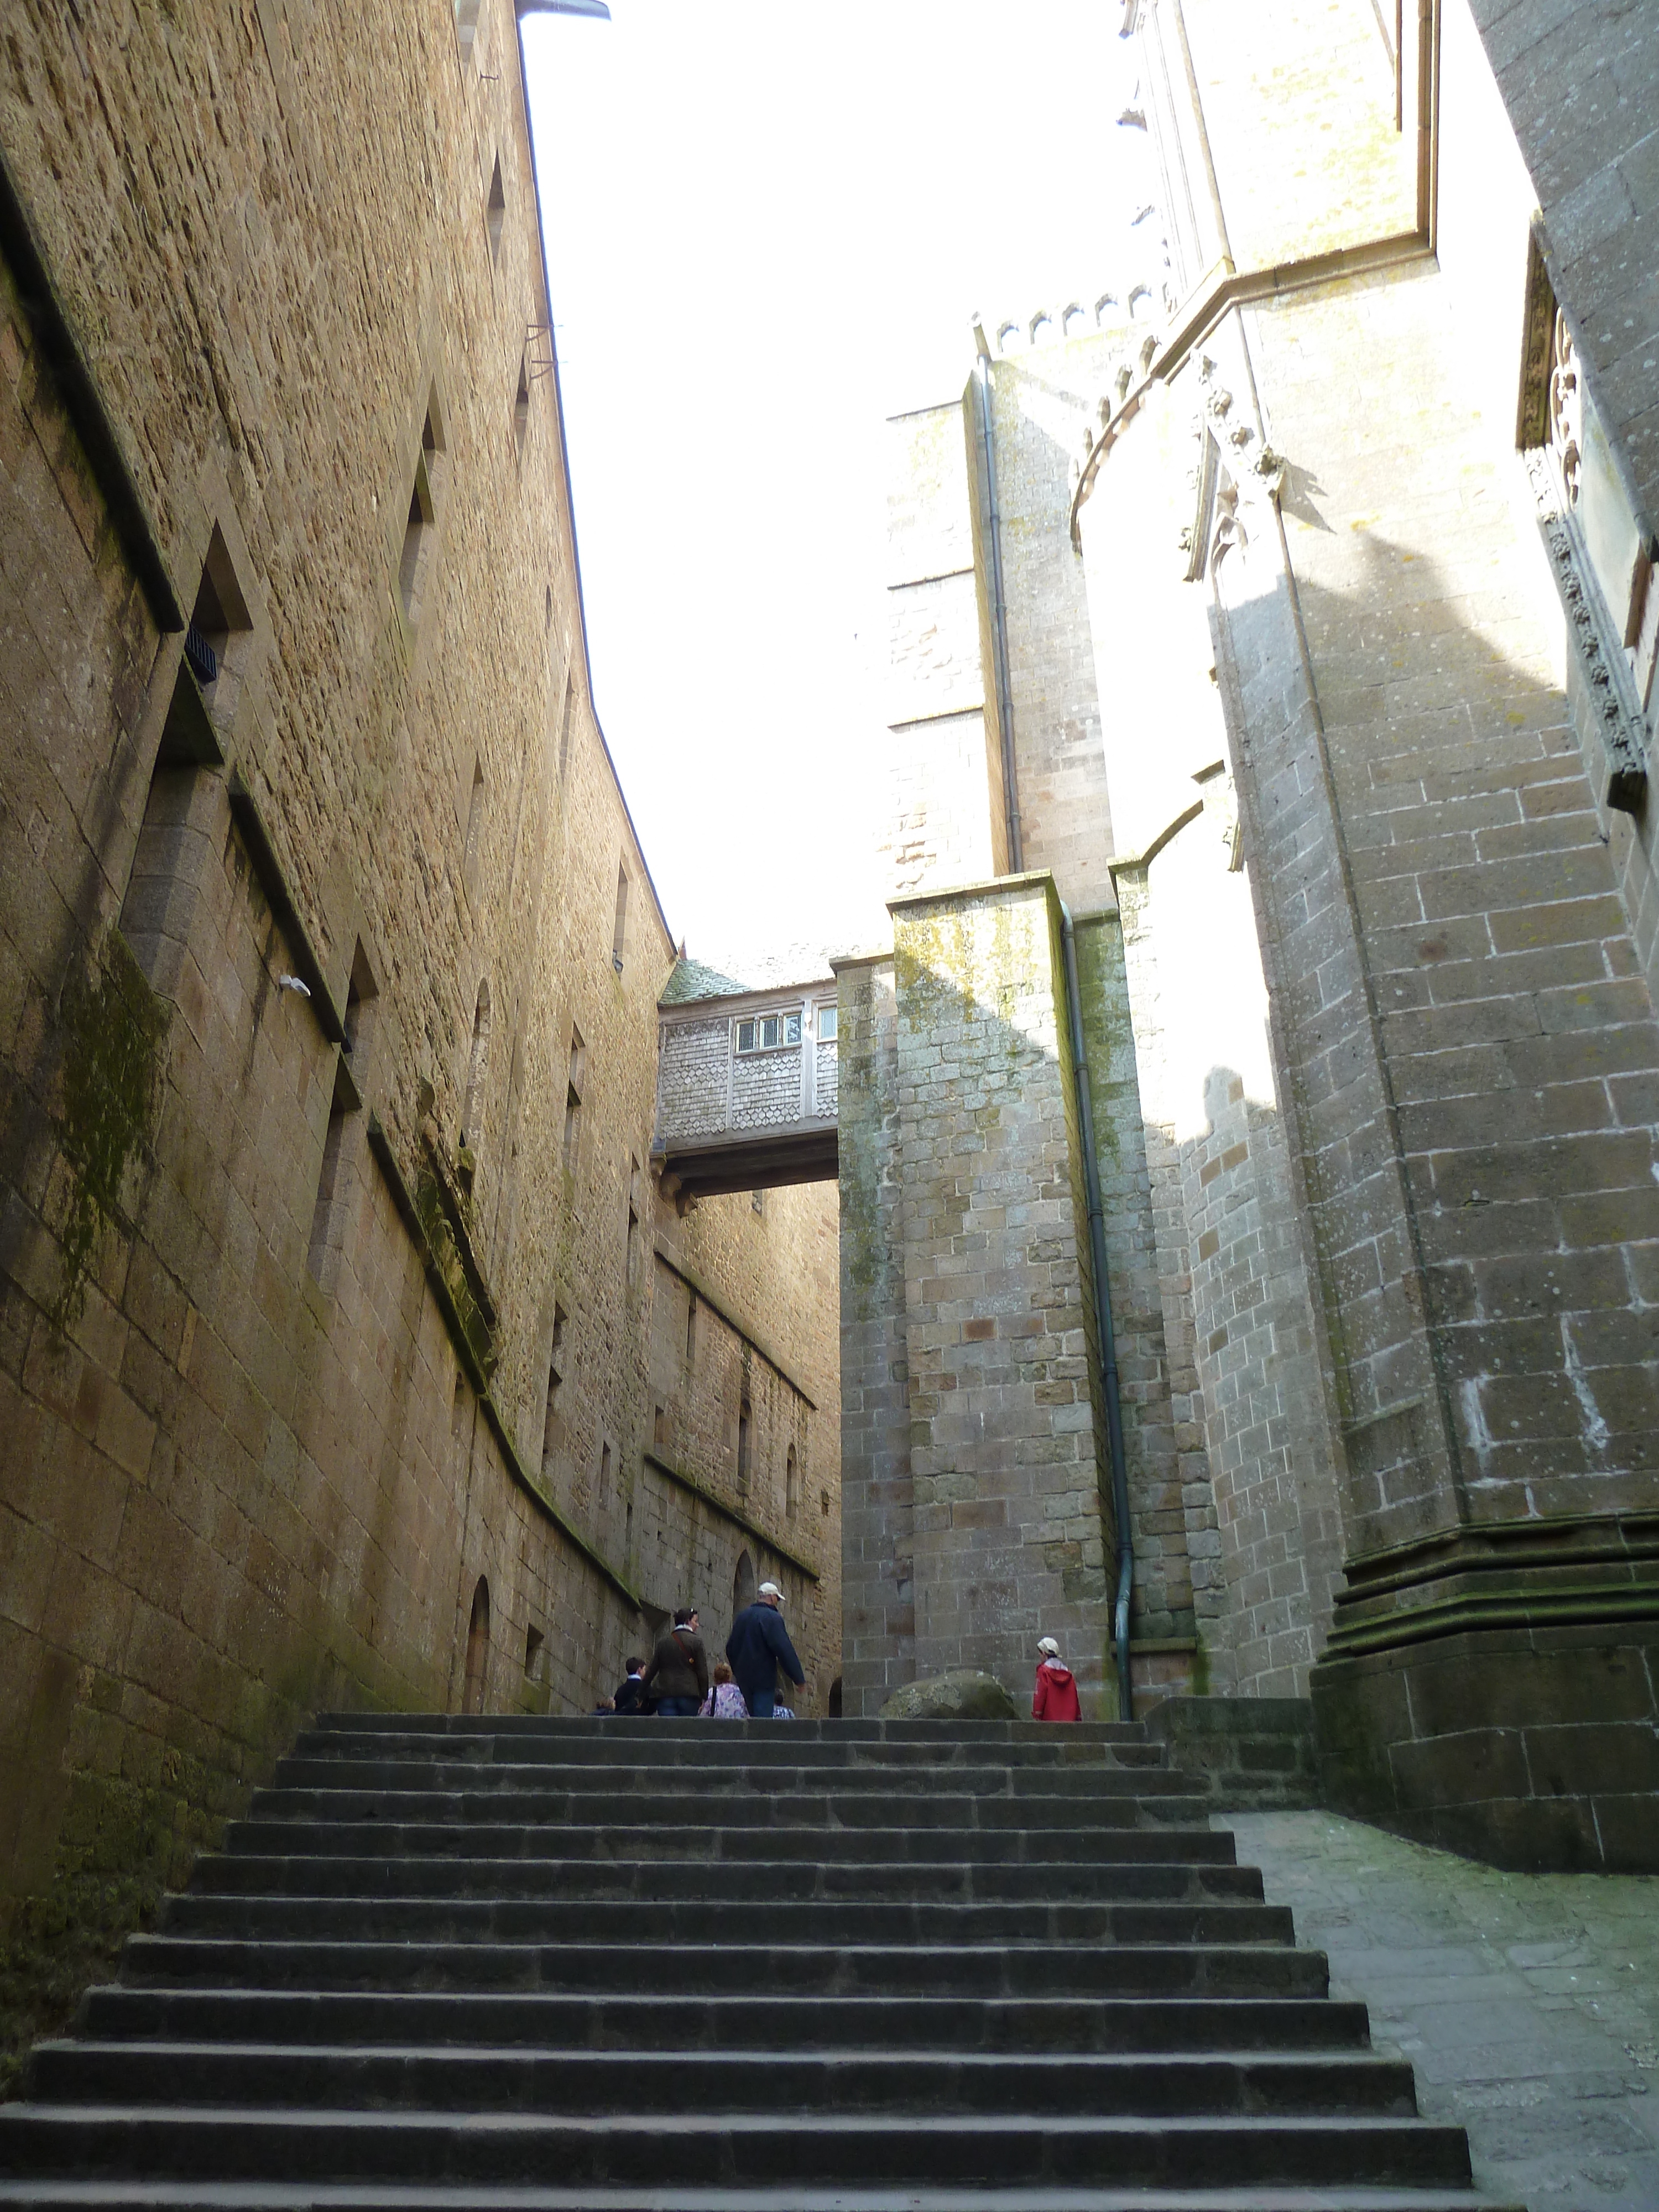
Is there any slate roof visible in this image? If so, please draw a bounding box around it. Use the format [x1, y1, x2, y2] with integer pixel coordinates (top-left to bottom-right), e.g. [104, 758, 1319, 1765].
[660, 954, 753, 1006]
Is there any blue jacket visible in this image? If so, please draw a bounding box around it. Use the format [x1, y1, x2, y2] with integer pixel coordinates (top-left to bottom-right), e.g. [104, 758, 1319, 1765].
[726, 1602, 805, 1702]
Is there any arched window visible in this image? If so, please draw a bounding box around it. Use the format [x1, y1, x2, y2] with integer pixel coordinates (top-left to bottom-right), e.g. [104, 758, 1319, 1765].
[732, 1548, 756, 1624]
[463, 1575, 490, 1714]
[785, 1444, 800, 1519]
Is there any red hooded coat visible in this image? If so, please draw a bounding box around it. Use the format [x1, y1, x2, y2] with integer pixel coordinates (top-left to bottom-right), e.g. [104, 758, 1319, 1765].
[1032, 1658, 1081, 1721]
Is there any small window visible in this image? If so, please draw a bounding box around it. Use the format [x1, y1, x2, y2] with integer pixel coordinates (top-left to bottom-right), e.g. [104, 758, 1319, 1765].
[452, 1370, 468, 1437]
[487, 156, 505, 264]
[786, 1444, 800, 1519]
[685, 1292, 697, 1365]
[653, 1404, 666, 1450]
[817, 1005, 837, 1042]
[821, 1488, 831, 1518]
[524, 1624, 544, 1680]
[735, 1011, 801, 1054]
[562, 1025, 583, 1173]
[612, 865, 629, 974]
[541, 1304, 566, 1473]
[751, 1188, 765, 1217]
[737, 1399, 752, 1491]
[399, 401, 444, 628]
[598, 1441, 612, 1503]
[514, 353, 530, 453]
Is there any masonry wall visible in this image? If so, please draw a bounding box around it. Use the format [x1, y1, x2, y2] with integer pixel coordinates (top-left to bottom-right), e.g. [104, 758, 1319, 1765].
[0, 0, 839, 2081]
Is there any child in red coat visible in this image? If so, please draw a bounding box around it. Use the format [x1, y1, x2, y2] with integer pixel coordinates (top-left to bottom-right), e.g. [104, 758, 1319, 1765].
[1032, 1636, 1082, 1721]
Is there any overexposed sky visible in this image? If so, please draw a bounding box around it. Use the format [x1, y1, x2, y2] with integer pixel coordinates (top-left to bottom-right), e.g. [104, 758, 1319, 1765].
[521, 3, 1143, 980]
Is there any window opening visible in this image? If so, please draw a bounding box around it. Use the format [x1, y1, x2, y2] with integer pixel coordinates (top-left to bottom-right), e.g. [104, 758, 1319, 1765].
[751, 1188, 765, 1217]
[306, 1084, 349, 1285]
[598, 1441, 612, 1504]
[737, 1397, 752, 1492]
[786, 1444, 800, 1519]
[514, 353, 530, 453]
[398, 401, 444, 627]
[653, 1404, 666, 1449]
[732, 1549, 756, 1621]
[462, 757, 486, 900]
[626, 1154, 640, 1279]
[463, 1575, 489, 1714]
[524, 1624, 544, 1680]
[541, 1304, 566, 1474]
[487, 156, 505, 264]
[735, 1011, 801, 1053]
[452, 1369, 468, 1438]
[820, 1487, 831, 1519]
[817, 1004, 837, 1042]
[562, 1024, 583, 1174]
[557, 675, 574, 782]
[611, 865, 629, 974]
[454, 0, 481, 64]
[685, 1292, 697, 1366]
[460, 979, 491, 1196]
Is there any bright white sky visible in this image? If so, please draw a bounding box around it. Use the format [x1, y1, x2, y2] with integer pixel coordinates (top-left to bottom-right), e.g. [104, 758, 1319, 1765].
[521, 2, 1143, 981]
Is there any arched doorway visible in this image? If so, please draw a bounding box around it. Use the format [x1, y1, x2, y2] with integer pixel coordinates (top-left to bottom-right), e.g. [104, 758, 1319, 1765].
[463, 1575, 490, 1714]
[732, 1548, 755, 1630]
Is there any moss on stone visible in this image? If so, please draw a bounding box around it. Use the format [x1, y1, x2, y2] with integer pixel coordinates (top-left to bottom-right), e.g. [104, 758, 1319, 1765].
[53, 933, 168, 1330]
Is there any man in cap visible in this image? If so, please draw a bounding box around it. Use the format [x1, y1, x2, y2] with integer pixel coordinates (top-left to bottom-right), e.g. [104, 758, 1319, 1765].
[725, 1580, 805, 1718]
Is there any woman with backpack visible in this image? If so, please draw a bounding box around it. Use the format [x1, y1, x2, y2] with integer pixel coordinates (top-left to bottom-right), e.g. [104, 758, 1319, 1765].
[640, 1606, 708, 1718]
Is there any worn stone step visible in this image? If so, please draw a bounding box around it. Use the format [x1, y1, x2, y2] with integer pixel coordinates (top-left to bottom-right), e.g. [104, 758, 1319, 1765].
[77, 1988, 1373, 2056]
[115, 1937, 1328, 2000]
[220, 1818, 1222, 1864]
[0, 2108, 1477, 2190]
[0, 2185, 1535, 2211]
[242, 1785, 1200, 1829]
[309, 1715, 1156, 1745]
[27, 2044, 1419, 2119]
[186, 1854, 1266, 1905]
[289, 1731, 1170, 1771]
[155, 1896, 1297, 1949]
[270, 1758, 1175, 1797]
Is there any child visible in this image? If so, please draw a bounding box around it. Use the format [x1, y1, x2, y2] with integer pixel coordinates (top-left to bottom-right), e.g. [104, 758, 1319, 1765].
[699, 1660, 749, 1719]
[1031, 1635, 1082, 1721]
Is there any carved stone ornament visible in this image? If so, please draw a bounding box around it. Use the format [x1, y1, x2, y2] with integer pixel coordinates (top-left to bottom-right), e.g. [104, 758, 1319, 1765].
[1547, 310, 1582, 510]
[1524, 443, 1647, 814]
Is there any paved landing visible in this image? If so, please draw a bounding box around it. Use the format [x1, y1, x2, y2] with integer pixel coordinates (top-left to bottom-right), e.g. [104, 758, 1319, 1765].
[1229, 1811, 1659, 2212]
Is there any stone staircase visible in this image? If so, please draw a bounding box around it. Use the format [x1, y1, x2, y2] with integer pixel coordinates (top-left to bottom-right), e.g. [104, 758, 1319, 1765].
[0, 1713, 1523, 2210]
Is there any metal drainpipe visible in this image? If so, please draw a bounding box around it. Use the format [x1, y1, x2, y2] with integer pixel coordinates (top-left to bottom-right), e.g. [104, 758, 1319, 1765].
[1059, 902, 1135, 1724]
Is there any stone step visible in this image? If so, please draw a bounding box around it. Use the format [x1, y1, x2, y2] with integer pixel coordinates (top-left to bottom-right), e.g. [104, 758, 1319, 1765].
[242, 1784, 1201, 1826]
[0, 2108, 1476, 2191]
[220, 1819, 1229, 1864]
[74, 1989, 1377, 2055]
[310, 1715, 1155, 1744]
[0, 2185, 1535, 2211]
[187, 1853, 1266, 1903]
[114, 1937, 1328, 2000]
[270, 1757, 1175, 1796]
[154, 1895, 1296, 1948]
[290, 1730, 1169, 1770]
[26, 2044, 1419, 2119]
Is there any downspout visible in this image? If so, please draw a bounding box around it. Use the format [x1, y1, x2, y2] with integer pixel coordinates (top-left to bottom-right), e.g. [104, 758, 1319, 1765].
[1058, 904, 1135, 1723]
[971, 331, 1023, 872]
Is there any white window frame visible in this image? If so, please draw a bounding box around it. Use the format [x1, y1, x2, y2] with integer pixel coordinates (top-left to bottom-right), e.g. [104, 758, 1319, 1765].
[734, 1010, 802, 1055]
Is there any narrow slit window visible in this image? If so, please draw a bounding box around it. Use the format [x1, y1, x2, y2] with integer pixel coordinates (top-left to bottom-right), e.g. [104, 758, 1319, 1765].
[541, 1305, 566, 1474]
[685, 1292, 697, 1366]
[462, 758, 486, 899]
[737, 1399, 752, 1492]
[611, 865, 629, 974]
[786, 1444, 800, 1519]
[398, 401, 444, 628]
[524, 1625, 544, 1681]
[487, 156, 505, 264]
[562, 1024, 584, 1175]
[460, 979, 491, 1197]
[514, 354, 530, 453]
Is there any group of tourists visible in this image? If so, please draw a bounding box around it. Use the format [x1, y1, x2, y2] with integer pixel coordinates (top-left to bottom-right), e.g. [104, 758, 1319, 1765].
[597, 1580, 806, 1720]
[596, 1599, 1086, 1723]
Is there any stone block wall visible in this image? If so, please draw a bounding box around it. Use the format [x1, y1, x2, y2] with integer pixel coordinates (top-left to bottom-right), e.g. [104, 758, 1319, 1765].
[0, 0, 840, 2080]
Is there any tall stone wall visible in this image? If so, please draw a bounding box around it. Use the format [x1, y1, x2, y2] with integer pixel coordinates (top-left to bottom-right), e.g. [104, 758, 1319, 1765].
[0, 0, 839, 2080]
[837, 875, 1115, 1715]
